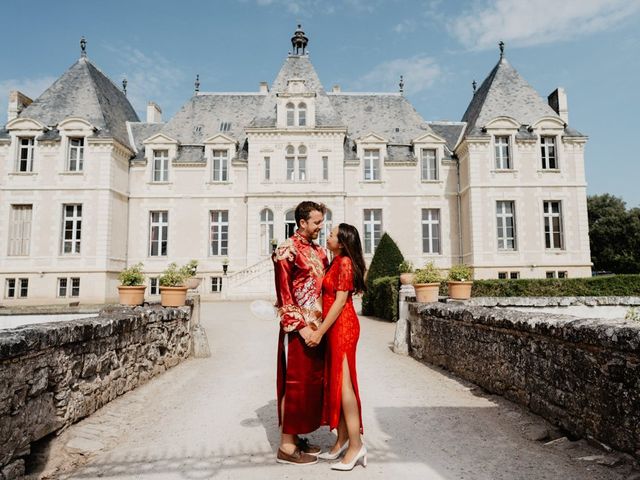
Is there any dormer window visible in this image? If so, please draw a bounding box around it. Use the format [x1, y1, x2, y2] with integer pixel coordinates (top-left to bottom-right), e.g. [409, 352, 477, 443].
[421, 148, 437, 180]
[494, 135, 511, 169]
[212, 149, 229, 182]
[16, 137, 34, 172]
[363, 149, 380, 181]
[298, 102, 307, 127]
[541, 136, 557, 169]
[67, 138, 84, 172]
[286, 103, 295, 127]
[152, 150, 169, 182]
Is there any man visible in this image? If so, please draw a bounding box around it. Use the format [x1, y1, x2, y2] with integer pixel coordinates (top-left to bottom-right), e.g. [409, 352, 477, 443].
[273, 201, 328, 465]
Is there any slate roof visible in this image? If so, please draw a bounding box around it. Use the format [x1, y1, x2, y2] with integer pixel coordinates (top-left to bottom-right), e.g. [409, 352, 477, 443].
[175, 145, 205, 163]
[18, 57, 139, 148]
[127, 122, 165, 160]
[428, 122, 466, 154]
[462, 57, 565, 136]
[0, 128, 10, 140]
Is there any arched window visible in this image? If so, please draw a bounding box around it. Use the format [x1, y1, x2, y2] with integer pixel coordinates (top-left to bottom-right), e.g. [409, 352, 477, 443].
[298, 145, 307, 180]
[285, 209, 296, 239]
[298, 102, 307, 127]
[286, 145, 295, 181]
[319, 208, 332, 248]
[260, 208, 274, 255]
[286, 103, 295, 127]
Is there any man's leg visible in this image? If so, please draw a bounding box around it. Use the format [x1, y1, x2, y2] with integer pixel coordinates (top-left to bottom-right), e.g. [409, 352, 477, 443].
[279, 395, 298, 455]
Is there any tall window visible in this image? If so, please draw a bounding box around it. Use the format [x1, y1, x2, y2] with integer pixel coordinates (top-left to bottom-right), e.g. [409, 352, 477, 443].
[286, 102, 295, 127]
[421, 149, 437, 180]
[319, 209, 333, 247]
[322, 156, 329, 181]
[5, 279, 16, 298]
[61, 204, 82, 254]
[149, 277, 160, 295]
[363, 209, 382, 254]
[285, 210, 296, 238]
[285, 145, 307, 181]
[364, 149, 380, 181]
[286, 146, 295, 181]
[149, 211, 168, 256]
[494, 136, 511, 169]
[260, 208, 275, 255]
[298, 102, 307, 126]
[17, 137, 34, 172]
[264, 156, 271, 181]
[212, 149, 229, 182]
[68, 138, 84, 172]
[496, 201, 516, 250]
[543, 201, 564, 249]
[421, 209, 440, 254]
[152, 150, 169, 182]
[210, 210, 229, 256]
[298, 145, 307, 180]
[8, 205, 32, 256]
[541, 136, 557, 169]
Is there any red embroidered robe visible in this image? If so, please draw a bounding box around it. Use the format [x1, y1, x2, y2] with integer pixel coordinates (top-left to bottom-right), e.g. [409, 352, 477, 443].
[273, 231, 328, 434]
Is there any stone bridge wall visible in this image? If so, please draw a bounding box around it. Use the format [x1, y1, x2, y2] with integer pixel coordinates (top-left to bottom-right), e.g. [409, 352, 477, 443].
[407, 302, 640, 458]
[0, 304, 193, 479]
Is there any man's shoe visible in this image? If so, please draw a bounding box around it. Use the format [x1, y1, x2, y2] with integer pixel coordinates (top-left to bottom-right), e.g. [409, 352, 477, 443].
[276, 448, 318, 465]
[296, 437, 321, 456]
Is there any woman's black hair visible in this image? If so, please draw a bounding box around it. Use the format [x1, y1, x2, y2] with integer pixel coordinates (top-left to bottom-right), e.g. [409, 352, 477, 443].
[336, 223, 367, 293]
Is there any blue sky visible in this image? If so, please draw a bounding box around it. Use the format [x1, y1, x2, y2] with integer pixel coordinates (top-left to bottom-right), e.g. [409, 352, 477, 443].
[2, 0, 639, 206]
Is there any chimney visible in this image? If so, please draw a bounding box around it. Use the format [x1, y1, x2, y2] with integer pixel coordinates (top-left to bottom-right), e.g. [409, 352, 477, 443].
[548, 88, 568, 124]
[7, 91, 33, 122]
[146, 102, 162, 123]
[259, 81, 269, 94]
[332, 85, 341, 93]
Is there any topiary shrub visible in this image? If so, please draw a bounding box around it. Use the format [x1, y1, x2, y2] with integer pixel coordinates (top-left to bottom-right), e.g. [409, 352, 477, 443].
[362, 232, 404, 315]
[370, 276, 400, 321]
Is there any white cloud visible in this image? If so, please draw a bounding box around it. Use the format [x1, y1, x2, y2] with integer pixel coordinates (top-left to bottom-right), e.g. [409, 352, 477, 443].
[393, 19, 417, 34]
[355, 55, 442, 94]
[449, 0, 640, 50]
[0, 76, 57, 125]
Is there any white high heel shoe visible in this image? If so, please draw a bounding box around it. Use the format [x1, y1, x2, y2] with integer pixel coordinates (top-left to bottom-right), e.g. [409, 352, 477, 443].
[331, 444, 367, 471]
[318, 440, 349, 460]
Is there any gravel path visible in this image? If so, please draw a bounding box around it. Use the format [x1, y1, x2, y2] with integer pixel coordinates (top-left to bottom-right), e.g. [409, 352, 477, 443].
[44, 300, 630, 480]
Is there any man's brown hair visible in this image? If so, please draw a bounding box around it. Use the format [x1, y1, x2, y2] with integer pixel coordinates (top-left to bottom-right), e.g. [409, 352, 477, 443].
[294, 201, 326, 227]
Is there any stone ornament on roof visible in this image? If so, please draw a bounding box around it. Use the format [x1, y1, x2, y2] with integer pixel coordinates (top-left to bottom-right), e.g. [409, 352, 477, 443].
[291, 24, 308, 55]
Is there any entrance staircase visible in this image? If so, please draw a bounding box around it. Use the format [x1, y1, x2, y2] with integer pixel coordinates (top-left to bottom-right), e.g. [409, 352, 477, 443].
[222, 257, 276, 300]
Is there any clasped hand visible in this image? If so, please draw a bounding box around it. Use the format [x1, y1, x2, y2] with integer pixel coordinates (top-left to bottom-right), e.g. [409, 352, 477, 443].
[300, 326, 323, 347]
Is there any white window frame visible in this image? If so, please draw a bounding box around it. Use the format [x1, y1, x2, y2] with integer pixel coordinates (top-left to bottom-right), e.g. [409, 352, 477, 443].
[421, 149, 438, 181]
[260, 208, 275, 256]
[286, 103, 295, 127]
[211, 276, 223, 292]
[8, 204, 32, 256]
[67, 137, 85, 172]
[149, 210, 169, 257]
[322, 156, 329, 181]
[152, 149, 169, 182]
[494, 136, 511, 169]
[70, 277, 80, 297]
[61, 204, 82, 255]
[364, 149, 380, 181]
[496, 201, 517, 251]
[298, 146, 307, 180]
[57, 277, 68, 298]
[540, 136, 557, 169]
[421, 208, 441, 254]
[16, 137, 35, 172]
[149, 277, 160, 295]
[318, 209, 333, 248]
[18, 278, 28, 298]
[298, 102, 307, 127]
[363, 209, 382, 254]
[212, 149, 229, 182]
[264, 156, 271, 181]
[210, 210, 229, 256]
[543, 201, 564, 250]
[285, 210, 296, 239]
[5, 278, 16, 298]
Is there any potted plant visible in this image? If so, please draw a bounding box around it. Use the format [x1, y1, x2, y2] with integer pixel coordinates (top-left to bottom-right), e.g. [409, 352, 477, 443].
[222, 257, 229, 275]
[159, 262, 188, 307]
[412, 262, 443, 303]
[270, 238, 278, 254]
[447, 264, 474, 300]
[117, 262, 146, 306]
[181, 259, 201, 290]
[398, 260, 415, 285]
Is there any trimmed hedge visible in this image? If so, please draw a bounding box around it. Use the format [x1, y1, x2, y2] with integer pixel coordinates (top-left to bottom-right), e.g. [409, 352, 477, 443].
[362, 233, 404, 315]
[470, 275, 640, 297]
[364, 276, 399, 322]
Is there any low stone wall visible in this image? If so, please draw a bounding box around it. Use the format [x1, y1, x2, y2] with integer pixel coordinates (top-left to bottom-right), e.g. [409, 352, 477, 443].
[463, 296, 640, 307]
[407, 302, 640, 458]
[0, 304, 193, 479]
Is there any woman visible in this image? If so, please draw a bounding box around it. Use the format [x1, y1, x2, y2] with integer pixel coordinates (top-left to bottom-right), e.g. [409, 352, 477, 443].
[306, 223, 367, 471]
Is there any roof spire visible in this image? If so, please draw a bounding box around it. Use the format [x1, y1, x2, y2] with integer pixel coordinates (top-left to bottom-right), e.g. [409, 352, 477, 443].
[194, 74, 200, 93]
[472, 80, 477, 94]
[80, 36, 87, 58]
[291, 24, 309, 55]
[499, 40, 505, 59]
[399, 75, 404, 95]
[122, 77, 128, 96]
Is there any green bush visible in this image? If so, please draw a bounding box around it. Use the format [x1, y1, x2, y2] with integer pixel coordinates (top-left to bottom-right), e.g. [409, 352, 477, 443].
[180, 259, 198, 278]
[470, 275, 640, 297]
[119, 262, 145, 286]
[362, 233, 404, 315]
[159, 262, 186, 287]
[398, 260, 415, 274]
[413, 262, 443, 284]
[447, 264, 473, 282]
[366, 276, 400, 321]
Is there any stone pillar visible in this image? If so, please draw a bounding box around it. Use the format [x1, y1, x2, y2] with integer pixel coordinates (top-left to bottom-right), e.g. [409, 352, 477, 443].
[188, 293, 211, 358]
[393, 284, 415, 355]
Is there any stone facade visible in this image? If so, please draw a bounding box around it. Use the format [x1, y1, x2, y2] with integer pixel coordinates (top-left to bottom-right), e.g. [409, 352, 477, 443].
[0, 304, 192, 478]
[406, 302, 640, 458]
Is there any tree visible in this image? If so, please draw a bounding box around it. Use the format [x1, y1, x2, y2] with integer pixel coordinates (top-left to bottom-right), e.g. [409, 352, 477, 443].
[362, 232, 404, 315]
[588, 194, 640, 273]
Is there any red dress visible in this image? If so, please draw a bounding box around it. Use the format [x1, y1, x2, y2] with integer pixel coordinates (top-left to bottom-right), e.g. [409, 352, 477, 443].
[322, 255, 363, 432]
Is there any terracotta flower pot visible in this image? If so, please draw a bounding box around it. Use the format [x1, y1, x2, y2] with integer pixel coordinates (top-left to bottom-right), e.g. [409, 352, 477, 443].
[448, 281, 473, 300]
[185, 277, 202, 290]
[400, 273, 415, 285]
[160, 286, 189, 307]
[413, 283, 440, 303]
[117, 285, 147, 306]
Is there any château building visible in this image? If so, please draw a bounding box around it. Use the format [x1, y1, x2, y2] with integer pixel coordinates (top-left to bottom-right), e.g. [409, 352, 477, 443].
[0, 28, 591, 304]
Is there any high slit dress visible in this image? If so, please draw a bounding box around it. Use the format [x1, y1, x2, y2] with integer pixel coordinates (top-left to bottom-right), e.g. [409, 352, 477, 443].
[321, 255, 363, 433]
